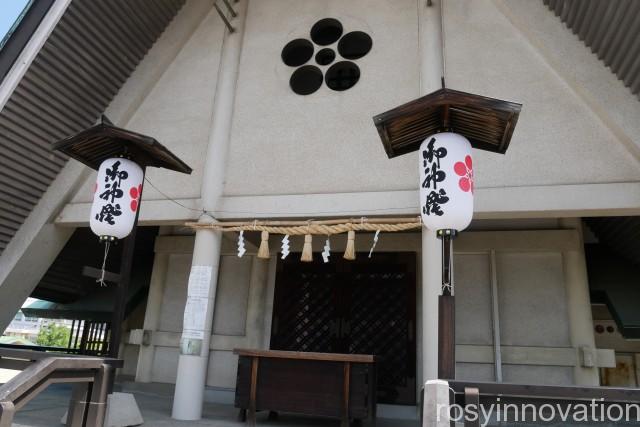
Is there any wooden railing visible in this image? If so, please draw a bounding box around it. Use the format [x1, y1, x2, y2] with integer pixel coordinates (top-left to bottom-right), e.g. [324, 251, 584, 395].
[0, 348, 121, 427]
[0, 319, 111, 356]
[448, 380, 640, 427]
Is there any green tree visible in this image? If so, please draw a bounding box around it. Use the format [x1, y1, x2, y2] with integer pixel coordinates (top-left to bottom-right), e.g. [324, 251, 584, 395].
[36, 323, 70, 348]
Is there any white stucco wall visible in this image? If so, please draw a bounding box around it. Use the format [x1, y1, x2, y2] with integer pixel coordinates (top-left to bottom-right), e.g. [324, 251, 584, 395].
[52, 0, 640, 227]
[219, 0, 640, 203]
[140, 236, 268, 388]
[445, 0, 640, 189]
[453, 232, 579, 385]
[127, 225, 599, 393]
[223, 0, 420, 196]
[70, 6, 225, 205]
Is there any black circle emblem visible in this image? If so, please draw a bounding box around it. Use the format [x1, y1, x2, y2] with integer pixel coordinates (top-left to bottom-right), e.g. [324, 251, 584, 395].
[325, 61, 360, 91]
[281, 39, 314, 67]
[282, 19, 372, 95]
[290, 65, 323, 95]
[315, 48, 336, 66]
[338, 31, 373, 60]
[310, 18, 343, 46]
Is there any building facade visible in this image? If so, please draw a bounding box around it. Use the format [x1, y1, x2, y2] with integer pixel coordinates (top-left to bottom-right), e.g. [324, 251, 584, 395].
[1, 0, 640, 421]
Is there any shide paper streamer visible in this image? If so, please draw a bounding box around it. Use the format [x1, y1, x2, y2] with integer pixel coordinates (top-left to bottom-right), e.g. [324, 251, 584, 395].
[281, 234, 290, 259]
[237, 230, 246, 257]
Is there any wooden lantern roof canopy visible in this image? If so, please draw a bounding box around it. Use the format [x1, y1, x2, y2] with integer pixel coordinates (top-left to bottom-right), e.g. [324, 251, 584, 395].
[52, 116, 192, 174]
[373, 88, 522, 158]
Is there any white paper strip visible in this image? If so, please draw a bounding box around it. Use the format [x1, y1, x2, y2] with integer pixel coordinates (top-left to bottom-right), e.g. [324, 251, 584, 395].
[322, 237, 331, 263]
[237, 230, 246, 257]
[281, 234, 290, 259]
[182, 330, 205, 340]
[187, 266, 212, 298]
[368, 230, 381, 258]
[183, 296, 208, 332]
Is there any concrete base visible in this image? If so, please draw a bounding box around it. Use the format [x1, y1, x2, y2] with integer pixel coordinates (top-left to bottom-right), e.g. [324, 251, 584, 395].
[61, 392, 143, 427]
[423, 380, 450, 427]
[105, 393, 144, 426]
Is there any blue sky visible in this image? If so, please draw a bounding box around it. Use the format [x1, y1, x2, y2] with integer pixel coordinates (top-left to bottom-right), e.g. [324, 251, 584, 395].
[0, 0, 30, 42]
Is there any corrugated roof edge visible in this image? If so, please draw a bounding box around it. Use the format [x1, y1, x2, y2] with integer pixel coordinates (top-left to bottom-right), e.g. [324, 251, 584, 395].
[0, 0, 54, 84]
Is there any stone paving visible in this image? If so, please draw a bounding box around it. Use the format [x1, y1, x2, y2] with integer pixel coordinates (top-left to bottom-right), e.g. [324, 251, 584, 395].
[13, 384, 418, 427]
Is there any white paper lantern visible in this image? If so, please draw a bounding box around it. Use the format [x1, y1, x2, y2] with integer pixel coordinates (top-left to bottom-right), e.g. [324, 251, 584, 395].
[419, 132, 473, 232]
[90, 157, 144, 240]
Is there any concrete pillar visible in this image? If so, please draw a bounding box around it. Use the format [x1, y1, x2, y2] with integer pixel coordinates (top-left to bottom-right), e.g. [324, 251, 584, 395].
[422, 230, 442, 381]
[245, 256, 269, 349]
[135, 227, 170, 383]
[560, 218, 599, 386]
[172, 0, 247, 420]
[423, 380, 450, 427]
[172, 228, 222, 420]
[419, 0, 445, 382]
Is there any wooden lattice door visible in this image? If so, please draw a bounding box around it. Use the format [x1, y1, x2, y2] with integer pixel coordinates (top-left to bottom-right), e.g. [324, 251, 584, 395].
[270, 262, 340, 353]
[270, 252, 417, 405]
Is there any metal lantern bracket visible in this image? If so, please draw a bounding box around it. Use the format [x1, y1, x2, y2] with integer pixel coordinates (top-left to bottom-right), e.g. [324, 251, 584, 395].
[437, 229, 457, 296]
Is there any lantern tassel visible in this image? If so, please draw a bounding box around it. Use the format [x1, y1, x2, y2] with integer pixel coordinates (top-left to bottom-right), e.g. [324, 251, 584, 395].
[301, 234, 313, 262]
[257, 231, 270, 259]
[344, 230, 356, 260]
[96, 240, 111, 287]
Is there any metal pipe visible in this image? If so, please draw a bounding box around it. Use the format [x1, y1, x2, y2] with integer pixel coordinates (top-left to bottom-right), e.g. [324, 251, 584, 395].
[214, 2, 235, 33]
[490, 250, 503, 382]
[438, 229, 456, 296]
[221, 0, 238, 17]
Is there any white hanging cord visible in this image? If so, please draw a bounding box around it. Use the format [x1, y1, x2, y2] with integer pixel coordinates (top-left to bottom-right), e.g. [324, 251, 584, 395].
[96, 240, 111, 287]
[147, 175, 418, 217]
[368, 230, 381, 258]
[440, 0, 446, 87]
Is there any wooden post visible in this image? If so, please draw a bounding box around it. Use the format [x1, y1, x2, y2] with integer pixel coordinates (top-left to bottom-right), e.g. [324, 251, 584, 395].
[342, 361, 351, 427]
[108, 228, 136, 358]
[108, 167, 145, 359]
[248, 357, 259, 426]
[463, 387, 480, 427]
[438, 294, 455, 379]
[438, 231, 456, 380]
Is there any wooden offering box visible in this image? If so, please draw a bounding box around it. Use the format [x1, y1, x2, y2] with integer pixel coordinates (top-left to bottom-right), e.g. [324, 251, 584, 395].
[234, 349, 376, 426]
